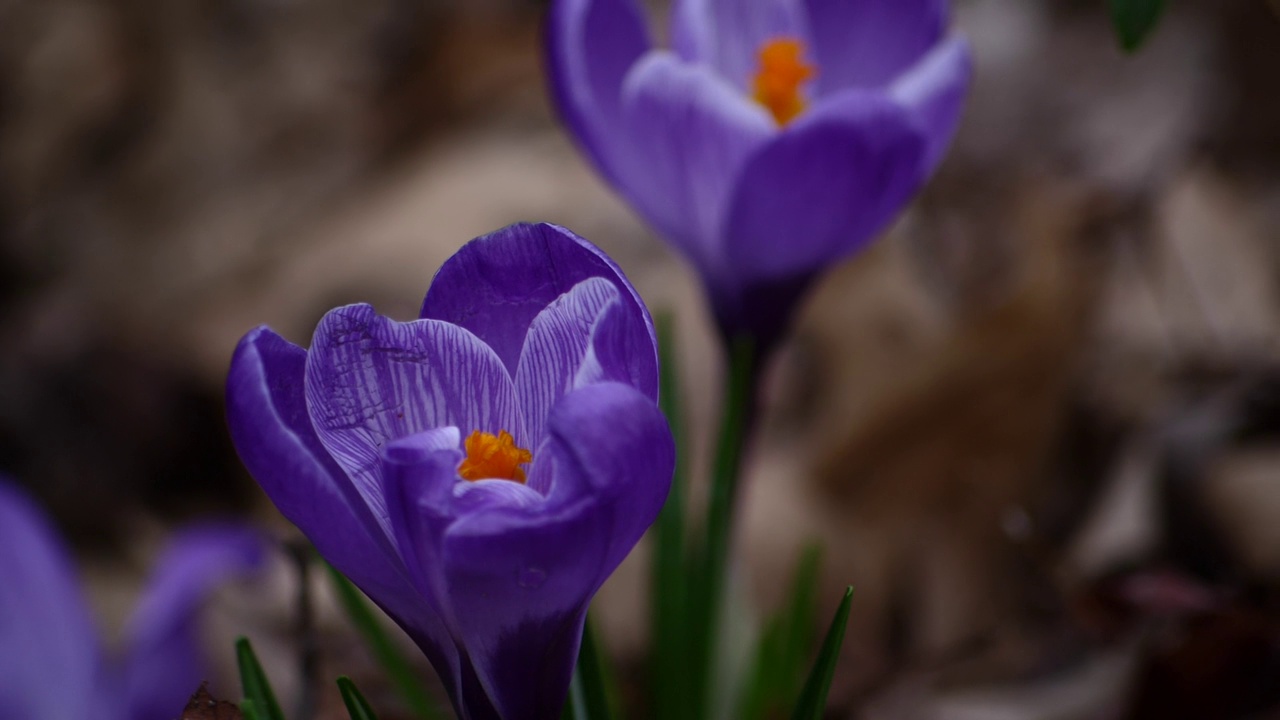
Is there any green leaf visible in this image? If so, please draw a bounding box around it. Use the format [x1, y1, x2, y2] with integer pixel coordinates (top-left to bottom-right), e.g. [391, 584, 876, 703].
[337, 676, 381, 720]
[326, 564, 444, 720]
[738, 544, 822, 720]
[790, 587, 853, 720]
[558, 616, 614, 720]
[241, 698, 261, 720]
[236, 637, 286, 720]
[1109, 0, 1167, 52]
[576, 618, 614, 720]
[560, 671, 586, 720]
[652, 310, 691, 720]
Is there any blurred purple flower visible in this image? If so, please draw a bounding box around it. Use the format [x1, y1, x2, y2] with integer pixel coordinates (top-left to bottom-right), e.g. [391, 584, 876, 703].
[548, 0, 971, 350]
[0, 480, 265, 720]
[226, 223, 673, 720]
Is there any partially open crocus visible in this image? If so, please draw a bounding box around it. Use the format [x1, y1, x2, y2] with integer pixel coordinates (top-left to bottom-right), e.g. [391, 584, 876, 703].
[0, 480, 265, 720]
[226, 223, 673, 720]
[548, 0, 971, 351]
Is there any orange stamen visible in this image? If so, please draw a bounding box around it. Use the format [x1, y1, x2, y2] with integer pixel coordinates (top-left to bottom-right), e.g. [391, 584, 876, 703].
[458, 430, 533, 483]
[752, 37, 815, 126]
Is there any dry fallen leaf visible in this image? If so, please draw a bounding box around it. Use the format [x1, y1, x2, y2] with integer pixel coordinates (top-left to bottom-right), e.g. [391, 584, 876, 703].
[181, 683, 243, 720]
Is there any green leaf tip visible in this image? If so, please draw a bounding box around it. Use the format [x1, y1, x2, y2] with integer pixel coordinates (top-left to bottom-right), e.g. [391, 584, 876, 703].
[790, 586, 853, 720]
[236, 636, 286, 720]
[1109, 0, 1167, 52]
[338, 676, 382, 720]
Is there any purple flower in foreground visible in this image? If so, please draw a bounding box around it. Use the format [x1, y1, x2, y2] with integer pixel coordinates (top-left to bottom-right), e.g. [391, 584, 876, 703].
[226, 222, 673, 720]
[0, 480, 265, 720]
[548, 0, 971, 350]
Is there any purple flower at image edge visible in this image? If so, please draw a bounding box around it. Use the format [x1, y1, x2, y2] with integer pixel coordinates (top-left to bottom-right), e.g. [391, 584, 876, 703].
[0, 480, 266, 720]
[226, 222, 674, 720]
[548, 0, 971, 352]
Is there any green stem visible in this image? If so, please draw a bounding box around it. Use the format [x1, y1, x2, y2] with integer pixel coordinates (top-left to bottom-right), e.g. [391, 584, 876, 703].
[652, 312, 690, 720]
[691, 336, 758, 720]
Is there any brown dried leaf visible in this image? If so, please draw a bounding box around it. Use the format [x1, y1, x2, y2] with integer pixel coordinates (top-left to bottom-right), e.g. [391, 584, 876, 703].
[181, 682, 243, 720]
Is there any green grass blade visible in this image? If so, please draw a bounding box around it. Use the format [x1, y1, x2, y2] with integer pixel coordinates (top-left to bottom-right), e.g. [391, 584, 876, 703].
[652, 310, 690, 720]
[236, 636, 286, 720]
[241, 699, 261, 720]
[337, 676, 381, 720]
[1109, 0, 1166, 52]
[790, 587, 853, 720]
[326, 564, 443, 720]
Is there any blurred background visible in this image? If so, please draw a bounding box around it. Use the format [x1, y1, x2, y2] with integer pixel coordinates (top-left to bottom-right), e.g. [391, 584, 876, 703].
[1, 0, 1279, 717]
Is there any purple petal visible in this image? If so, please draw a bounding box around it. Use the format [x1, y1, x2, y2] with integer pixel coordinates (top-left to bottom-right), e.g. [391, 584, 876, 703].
[442, 511, 597, 720]
[890, 35, 971, 173]
[573, 299, 660, 401]
[514, 277, 620, 444]
[227, 328, 456, 690]
[304, 304, 520, 521]
[545, 0, 652, 186]
[453, 479, 546, 515]
[376, 431, 477, 717]
[539, 383, 673, 568]
[722, 91, 926, 283]
[0, 481, 100, 720]
[378, 428, 462, 602]
[420, 223, 656, 385]
[437, 382, 671, 720]
[120, 525, 265, 720]
[618, 52, 773, 273]
[670, 0, 808, 88]
[227, 328, 408, 589]
[803, 0, 948, 93]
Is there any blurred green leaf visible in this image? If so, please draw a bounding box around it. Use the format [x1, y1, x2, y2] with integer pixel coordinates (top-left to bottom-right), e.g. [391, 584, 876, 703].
[560, 669, 587, 720]
[326, 564, 444, 720]
[240, 698, 261, 720]
[577, 618, 613, 720]
[790, 587, 853, 720]
[652, 310, 691, 720]
[740, 545, 822, 720]
[236, 637, 286, 720]
[337, 677, 381, 720]
[558, 616, 614, 720]
[1109, 0, 1167, 52]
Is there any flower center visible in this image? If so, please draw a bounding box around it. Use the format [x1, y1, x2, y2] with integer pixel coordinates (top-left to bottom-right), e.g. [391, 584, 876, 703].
[458, 430, 533, 483]
[752, 37, 815, 126]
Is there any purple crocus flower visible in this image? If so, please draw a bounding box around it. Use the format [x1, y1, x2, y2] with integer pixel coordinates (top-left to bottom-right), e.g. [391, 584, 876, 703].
[226, 222, 674, 720]
[0, 479, 265, 720]
[548, 0, 971, 351]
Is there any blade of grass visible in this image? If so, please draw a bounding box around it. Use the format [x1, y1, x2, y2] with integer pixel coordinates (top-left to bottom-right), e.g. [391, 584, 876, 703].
[241, 699, 261, 720]
[236, 636, 286, 720]
[652, 310, 690, 720]
[326, 564, 443, 720]
[337, 677, 381, 720]
[790, 587, 853, 720]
